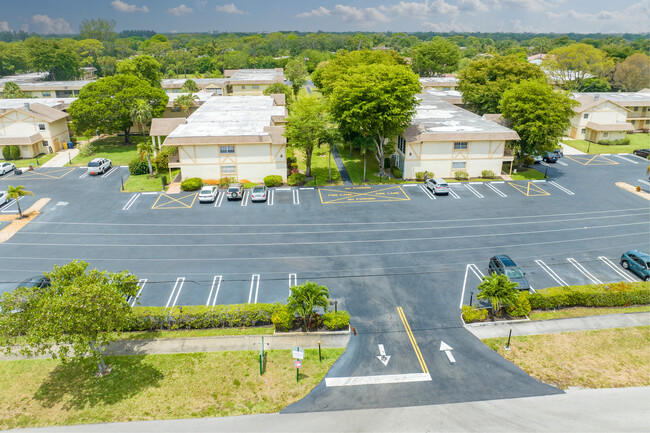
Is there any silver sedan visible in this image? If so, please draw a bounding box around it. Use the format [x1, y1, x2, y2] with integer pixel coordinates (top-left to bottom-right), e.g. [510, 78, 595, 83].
[250, 185, 268, 202]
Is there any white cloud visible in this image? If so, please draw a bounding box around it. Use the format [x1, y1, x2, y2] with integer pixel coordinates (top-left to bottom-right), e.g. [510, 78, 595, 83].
[545, 0, 650, 31]
[195, 0, 207, 6]
[0, 21, 9, 32]
[457, 0, 489, 12]
[167, 4, 194, 16]
[111, 0, 150, 13]
[510, 19, 534, 32]
[29, 15, 73, 34]
[216, 3, 246, 14]
[332, 5, 388, 22]
[296, 6, 331, 18]
[379, 2, 432, 17]
[421, 20, 472, 32]
[499, 0, 552, 12]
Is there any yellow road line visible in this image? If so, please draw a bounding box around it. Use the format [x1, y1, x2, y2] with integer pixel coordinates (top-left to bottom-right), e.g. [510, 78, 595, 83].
[397, 306, 429, 374]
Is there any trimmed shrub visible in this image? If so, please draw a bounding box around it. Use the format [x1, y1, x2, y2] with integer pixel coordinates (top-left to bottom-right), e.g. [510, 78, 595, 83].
[1, 146, 10, 160]
[286, 156, 297, 166]
[271, 304, 295, 332]
[481, 170, 496, 179]
[392, 167, 402, 179]
[128, 158, 149, 175]
[218, 177, 235, 188]
[287, 172, 306, 186]
[415, 171, 426, 182]
[322, 311, 350, 330]
[529, 281, 650, 310]
[264, 175, 283, 187]
[506, 292, 532, 317]
[124, 303, 280, 331]
[462, 305, 488, 323]
[9, 145, 20, 160]
[454, 170, 469, 181]
[78, 142, 95, 158]
[598, 138, 630, 146]
[523, 156, 535, 166]
[181, 177, 203, 191]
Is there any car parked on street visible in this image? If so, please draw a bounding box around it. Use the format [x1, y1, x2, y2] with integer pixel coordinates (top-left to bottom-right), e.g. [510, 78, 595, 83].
[425, 178, 449, 195]
[488, 255, 531, 290]
[226, 183, 244, 200]
[552, 148, 564, 158]
[543, 152, 559, 163]
[0, 162, 15, 175]
[198, 185, 219, 203]
[250, 185, 268, 202]
[620, 250, 650, 281]
[532, 154, 543, 164]
[0, 190, 7, 206]
[87, 158, 112, 175]
[16, 275, 51, 290]
[633, 148, 650, 159]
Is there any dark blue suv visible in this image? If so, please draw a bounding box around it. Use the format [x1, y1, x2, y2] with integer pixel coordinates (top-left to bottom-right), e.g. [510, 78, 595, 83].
[488, 255, 531, 290]
[620, 250, 650, 281]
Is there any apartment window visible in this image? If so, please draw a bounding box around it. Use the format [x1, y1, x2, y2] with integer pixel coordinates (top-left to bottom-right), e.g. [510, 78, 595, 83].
[220, 145, 235, 154]
[583, 113, 589, 119]
[171, 106, 181, 112]
[452, 161, 466, 169]
[645, 120, 649, 124]
[442, 87, 450, 91]
[38, 124, 46, 131]
[241, 85, 246, 89]
[252, 85, 259, 89]
[581, 128, 586, 134]
[454, 142, 468, 150]
[42, 140, 49, 147]
[221, 165, 236, 174]
[634, 106, 639, 111]
[603, 132, 609, 137]
[397, 136, 406, 154]
[42, 91, 51, 97]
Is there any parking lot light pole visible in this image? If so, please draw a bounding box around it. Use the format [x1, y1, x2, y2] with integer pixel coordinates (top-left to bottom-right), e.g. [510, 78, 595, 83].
[318, 340, 322, 362]
[505, 329, 512, 351]
[544, 166, 548, 179]
[469, 291, 473, 307]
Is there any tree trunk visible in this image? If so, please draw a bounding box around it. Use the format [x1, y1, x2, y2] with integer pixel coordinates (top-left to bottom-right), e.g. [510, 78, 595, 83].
[305, 148, 312, 177]
[124, 127, 131, 144]
[328, 147, 332, 182]
[374, 136, 385, 177]
[349, 140, 352, 156]
[15, 197, 23, 219]
[147, 155, 153, 176]
[363, 154, 367, 181]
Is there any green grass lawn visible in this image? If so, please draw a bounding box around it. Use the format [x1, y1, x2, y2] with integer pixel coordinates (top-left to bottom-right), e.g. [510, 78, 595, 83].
[293, 144, 342, 186]
[563, 133, 650, 154]
[10, 153, 56, 168]
[509, 167, 546, 180]
[123, 169, 180, 192]
[70, 136, 146, 167]
[529, 305, 650, 321]
[335, 143, 411, 185]
[0, 348, 344, 429]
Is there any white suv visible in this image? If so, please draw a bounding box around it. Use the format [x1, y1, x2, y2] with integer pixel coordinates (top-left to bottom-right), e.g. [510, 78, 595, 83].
[87, 158, 112, 175]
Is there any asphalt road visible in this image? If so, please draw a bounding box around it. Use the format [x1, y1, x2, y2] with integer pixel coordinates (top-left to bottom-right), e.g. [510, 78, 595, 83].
[0, 152, 648, 412]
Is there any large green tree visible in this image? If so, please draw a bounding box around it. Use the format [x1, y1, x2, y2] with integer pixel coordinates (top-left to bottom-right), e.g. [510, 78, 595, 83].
[457, 54, 545, 115]
[25, 38, 80, 81]
[411, 36, 461, 76]
[69, 74, 168, 144]
[284, 58, 308, 99]
[544, 43, 615, 91]
[79, 18, 117, 43]
[614, 53, 650, 92]
[328, 63, 421, 176]
[2, 82, 29, 99]
[284, 96, 331, 177]
[263, 82, 293, 107]
[0, 261, 138, 375]
[499, 79, 578, 166]
[117, 55, 163, 87]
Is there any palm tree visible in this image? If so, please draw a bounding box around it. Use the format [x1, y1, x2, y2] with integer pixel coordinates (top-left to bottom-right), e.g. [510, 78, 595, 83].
[354, 135, 375, 182]
[477, 273, 519, 316]
[130, 99, 153, 147]
[137, 140, 155, 176]
[287, 281, 330, 330]
[6, 185, 33, 219]
[173, 93, 198, 116]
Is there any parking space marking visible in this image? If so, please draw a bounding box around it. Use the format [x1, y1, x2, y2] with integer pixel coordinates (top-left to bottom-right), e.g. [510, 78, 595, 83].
[288, 273, 297, 296]
[165, 277, 185, 309]
[206, 275, 223, 307]
[241, 190, 249, 206]
[557, 160, 568, 166]
[613, 155, 639, 164]
[319, 185, 410, 204]
[548, 181, 575, 195]
[419, 184, 436, 200]
[598, 256, 637, 282]
[325, 373, 432, 387]
[397, 306, 429, 374]
[460, 263, 485, 308]
[565, 154, 618, 165]
[535, 260, 568, 287]
[129, 279, 147, 307]
[122, 193, 141, 210]
[248, 274, 260, 303]
[151, 193, 197, 209]
[448, 187, 460, 199]
[486, 183, 507, 197]
[267, 189, 274, 206]
[103, 166, 119, 177]
[509, 181, 551, 197]
[465, 184, 484, 198]
[79, 171, 89, 179]
[214, 191, 225, 207]
[293, 189, 300, 205]
[629, 153, 649, 162]
[0, 197, 23, 213]
[567, 258, 603, 284]
[637, 179, 650, 188]
[16, 167, 75, 180]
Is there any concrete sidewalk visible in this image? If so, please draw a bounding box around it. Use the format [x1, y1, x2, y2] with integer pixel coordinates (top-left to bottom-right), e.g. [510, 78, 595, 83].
[41, 148, 79, 167]
[559, 140, 586, 155]
[465, 311, 650, 340]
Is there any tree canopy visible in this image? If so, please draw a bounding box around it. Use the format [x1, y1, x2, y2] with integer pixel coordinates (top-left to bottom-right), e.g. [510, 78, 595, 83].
[287, 281, 330, 330]
[614, 53, 650, 92]
[69, 74, 168, 143]
[411, 36, 461, 76]
[457, 54, 545, 115]
[25, 38, 80, 81]
[544, 43, 615, 91]
[477, 273, 518, 315]
[284, 95, 331, 177]
[284, 58, 308, 98]
[117, 55, 163, 87]
[2, 81, 29, 98]
[263, 82, 293, 107]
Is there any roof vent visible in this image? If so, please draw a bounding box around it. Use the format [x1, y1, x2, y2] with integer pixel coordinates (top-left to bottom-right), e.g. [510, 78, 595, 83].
[594, 95, 600, 101]
[24, 102, 30, 111]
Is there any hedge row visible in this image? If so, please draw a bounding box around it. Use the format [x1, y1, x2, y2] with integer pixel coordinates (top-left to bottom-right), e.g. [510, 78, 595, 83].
[529, 281, 650, 310]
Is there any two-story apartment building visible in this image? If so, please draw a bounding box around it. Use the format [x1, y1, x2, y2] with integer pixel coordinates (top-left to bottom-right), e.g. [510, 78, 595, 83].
[568, 95, 634, 141]
[571, 91, 650, 133]
[396, 93, 518, 179]
[0, 102, 70, 158]
[162, 94, 287, 182]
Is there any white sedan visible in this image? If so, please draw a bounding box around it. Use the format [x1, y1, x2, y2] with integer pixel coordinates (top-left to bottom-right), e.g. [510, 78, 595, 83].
[198, 185, 219, 203]
[0, 162, 15, 175]
[0, 191, 7, 206]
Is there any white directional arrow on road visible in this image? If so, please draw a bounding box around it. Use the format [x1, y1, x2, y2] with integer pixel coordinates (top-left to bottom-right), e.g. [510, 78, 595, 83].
[440, 341, 456, 363]
[376, 344, 391, 366]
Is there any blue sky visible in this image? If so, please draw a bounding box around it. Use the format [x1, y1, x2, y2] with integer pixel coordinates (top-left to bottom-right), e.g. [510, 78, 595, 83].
[2, 0, 649, 35]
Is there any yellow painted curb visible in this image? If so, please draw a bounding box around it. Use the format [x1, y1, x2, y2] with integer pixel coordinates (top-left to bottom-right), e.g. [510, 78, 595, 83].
[0, 198, 50, 243]
[616, 182, 650, 201]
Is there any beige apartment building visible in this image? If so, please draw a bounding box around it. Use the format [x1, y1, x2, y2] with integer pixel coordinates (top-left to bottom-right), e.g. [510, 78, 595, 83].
[568, 95, 634, 141]
[571, 91, 650, 133]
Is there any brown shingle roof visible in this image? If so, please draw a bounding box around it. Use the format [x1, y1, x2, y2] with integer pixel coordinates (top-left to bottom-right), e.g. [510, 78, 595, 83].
[150, 118, 187, 136]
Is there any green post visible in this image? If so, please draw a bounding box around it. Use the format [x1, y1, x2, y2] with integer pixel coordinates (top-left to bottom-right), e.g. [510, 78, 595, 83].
[296, 367, 299, 382]
[259, 336, 264, 376]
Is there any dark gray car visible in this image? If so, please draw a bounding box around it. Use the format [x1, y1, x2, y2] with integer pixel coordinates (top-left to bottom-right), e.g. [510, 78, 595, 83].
[488, 255, 531, 290]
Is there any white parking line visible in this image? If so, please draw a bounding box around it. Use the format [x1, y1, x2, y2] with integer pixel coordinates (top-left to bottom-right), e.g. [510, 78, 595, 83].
[326, 373, 432, 387]
[598, 256, 637, 282]
[419, 184, 436, 200]
[122, 193, 141, 210]
[637, 179, 650, 188]
[0, 196, 23, 213]
[548, 181, 574, 195]
[276, 187, 290, 191]
[206, 275, 223, 306]
[299, 187, 314, 190]
[567, 258, 603, 284]
[629, 153, 649, 162]
[103, 166, 118, 177]
[460, 264, 485, 308]
[129, 278, 147, 307]
[79, 171, 89, 179]
[448, 188, 460, 199]
[557, 160, 568, 166]
[535, 260, 568, 287]
[486, 182, 507, 197]
[532, 180, 546, 183]
[465, 184, 484, 198]
[214, 191, 225, 207]
[267, 189, 274, 206]
[540, 162, 549, 167]
[293, 189, 300, 205]
[165, 277, 185, 309]
[614, 155, 639, 164]
[248, 274, 260, 303]
[241, 190, 249, 206]
[289, 273, 297, 296]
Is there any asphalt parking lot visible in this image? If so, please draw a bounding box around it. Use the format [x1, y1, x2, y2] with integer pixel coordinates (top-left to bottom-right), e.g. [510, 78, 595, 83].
[0, 153, 648, 411]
